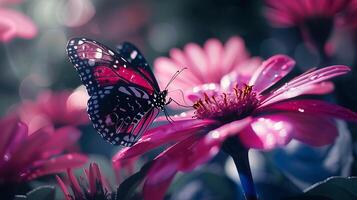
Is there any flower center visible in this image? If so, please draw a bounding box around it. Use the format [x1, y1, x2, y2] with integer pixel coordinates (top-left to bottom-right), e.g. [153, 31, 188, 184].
[193, 84, 259, 121]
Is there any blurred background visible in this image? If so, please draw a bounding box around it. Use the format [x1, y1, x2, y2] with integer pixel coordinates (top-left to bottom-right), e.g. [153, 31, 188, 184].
[1, 0, 357, 199]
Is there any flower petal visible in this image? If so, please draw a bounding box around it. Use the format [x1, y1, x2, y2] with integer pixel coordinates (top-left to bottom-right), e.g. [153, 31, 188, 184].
[220, 57, 262, 91]
[184, 43, 210, 82]
[221, 37, 248, 76]
[25, 153, 88, 181]
[154, 57, 200, 90]
[187, 117, 253, 170]
[256, 99, 357, 122]
[240, 113, 338, 149]
[259, 81, 334, 107]
[0, 117, 27, 159]
[56, 175, 72, 200]
[143, 135, 199, 200]
[204, 38, 224, 82]
[37, 126, 81, 158]
[239, 116, 293, 149]
[8, 127, 53, 171]
[282, 113, 338, 146]
[260, 65, 350, 106]
[0, 8, 37, 42]
[249, 55, 295, 93]
[112, 119, 216, 162]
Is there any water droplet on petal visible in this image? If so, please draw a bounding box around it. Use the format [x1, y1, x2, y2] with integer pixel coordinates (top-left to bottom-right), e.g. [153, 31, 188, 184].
[3, 154, 10, 161]
[281, 64, 288, 70]
[210, 130, 220, 139]
[309, 74, 318, 80]
[298, 108, 305, 112]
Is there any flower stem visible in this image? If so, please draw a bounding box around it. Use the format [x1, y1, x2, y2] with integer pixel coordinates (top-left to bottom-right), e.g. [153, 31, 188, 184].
[222, 137, 258, 200]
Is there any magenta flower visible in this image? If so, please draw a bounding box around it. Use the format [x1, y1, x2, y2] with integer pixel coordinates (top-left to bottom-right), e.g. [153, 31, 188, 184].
[264, 0, 354, 54]
[154, 36, 261, 107]
[0, 0, 37, 42]
[13, 89, 89, 134]
[0, 116, 87, 183]
[264, 0, 351, 27]
[113, 49, 357, 199]
[56, 163, 113, 200]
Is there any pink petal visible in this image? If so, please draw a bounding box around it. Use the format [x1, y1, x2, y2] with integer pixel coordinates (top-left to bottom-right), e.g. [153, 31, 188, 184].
[8, 127, 53, 171]
[249, 55, 295, 93]
[204, 38, 224, 82]
[186, 117, 253, 170]
[265, 8, 296, 27]
[0, 0, 23, 4]
[0, 8, 37, 42]
[220, 57, 262, 91]
[154, 57, 200, 90]
[260, 65, 350, 107]
[256, 99, 357, 122]
[221, 37, 248, 76]
[112, 119, 216, 162]
[184, 43, 210, 82]
[25, 153, 88, 181]
[37, 126, 81, 158]
[0, 117, 27, 159]
[87, 163, 102, 195]
[259, 81, 334, 107]
[143, 135, 199, 200]
[56, 175, 72, 200]
[240, 112, 338, 149]
[286, 113, 338, 146]
[239, 115, 293, 149]
[67, 168, 84, 199]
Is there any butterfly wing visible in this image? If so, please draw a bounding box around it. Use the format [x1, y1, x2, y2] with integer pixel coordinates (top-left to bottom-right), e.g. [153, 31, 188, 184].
[87, 83, 159, 146]
[66, 38, 158, 95]
[66, 38, 160, 146]
[116, 42, 161, 92]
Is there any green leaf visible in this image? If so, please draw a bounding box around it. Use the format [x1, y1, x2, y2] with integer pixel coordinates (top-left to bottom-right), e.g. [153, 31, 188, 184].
[115, 160, 154, 200]
[26, 185, 55, 200]
[285, 177, 357, 200]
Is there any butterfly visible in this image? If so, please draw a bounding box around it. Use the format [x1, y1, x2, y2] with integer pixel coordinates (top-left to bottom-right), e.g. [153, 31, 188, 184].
[66, 38, 177, 146]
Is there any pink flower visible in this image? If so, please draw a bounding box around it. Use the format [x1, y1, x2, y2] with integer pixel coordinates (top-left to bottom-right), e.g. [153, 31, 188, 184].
[56, 163, 112, 200]
[0, 0, 37, 42]
[113, 49, 357, 199]
[0, 116, 87, 183]
[13, 89, 89, 134]
[264, 0, 350, 27]
[154, 36, 261, 107]
[264, 0, 356, 53]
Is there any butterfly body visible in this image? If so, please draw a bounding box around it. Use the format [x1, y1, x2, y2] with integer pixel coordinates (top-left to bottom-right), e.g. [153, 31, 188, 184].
[66, 38, 169, 146]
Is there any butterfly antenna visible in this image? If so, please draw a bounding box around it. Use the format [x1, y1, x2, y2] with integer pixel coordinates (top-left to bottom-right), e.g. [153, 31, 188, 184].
[168, 89, 192, 107]
[164, 68, 187, 90]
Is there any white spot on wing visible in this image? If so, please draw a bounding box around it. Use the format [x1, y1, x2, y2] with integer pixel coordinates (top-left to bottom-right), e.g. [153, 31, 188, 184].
[130, 50, 138, 59]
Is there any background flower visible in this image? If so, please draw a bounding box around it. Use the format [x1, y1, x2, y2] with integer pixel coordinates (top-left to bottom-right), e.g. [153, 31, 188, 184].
[0, 0, 37, 42]
[154, 36, 261, 107]
[56, 163, 112, 200]
[11, 89, 89, 133]
[0, 116, 87, 198]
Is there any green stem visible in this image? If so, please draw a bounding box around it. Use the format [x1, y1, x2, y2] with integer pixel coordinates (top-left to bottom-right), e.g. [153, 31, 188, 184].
[222, 137, 258, 200]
